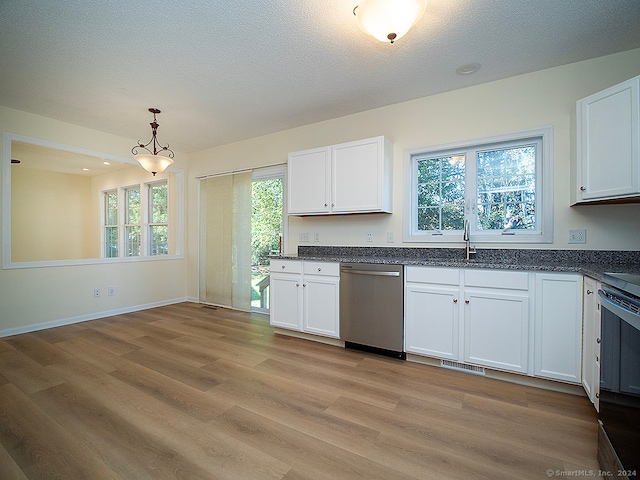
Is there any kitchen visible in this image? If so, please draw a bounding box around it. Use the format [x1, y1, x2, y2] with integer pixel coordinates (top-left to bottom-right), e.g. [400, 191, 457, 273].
[266, 71, 640, 475]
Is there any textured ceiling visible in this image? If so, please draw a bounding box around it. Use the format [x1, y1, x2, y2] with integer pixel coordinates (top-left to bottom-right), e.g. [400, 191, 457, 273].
[1, 0, 639, 154]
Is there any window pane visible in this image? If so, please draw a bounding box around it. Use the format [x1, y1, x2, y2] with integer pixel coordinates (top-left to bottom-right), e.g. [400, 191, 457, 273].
[126, 188, 140, 224]
[150, 225, 168, 255]
[150, 183, 168, 223]
[476, 145, 536, 231]
[105, 191, 118, 225]
[105, 190, 118, 258]
[415, 156, 465, 231]
[126, 225, 140, 257]
[105, 226, 118, 258]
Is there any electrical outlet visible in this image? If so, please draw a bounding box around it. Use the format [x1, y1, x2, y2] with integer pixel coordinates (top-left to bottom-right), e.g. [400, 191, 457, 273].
[314, 232, 320, 242]
[94, 288, 101, 298]
[298, 232, 309, 242]
[568, 229, 586, 244]
[366, 233, 373, 243]
[387, 231, 394, 243]
[108, 287, 115, 296]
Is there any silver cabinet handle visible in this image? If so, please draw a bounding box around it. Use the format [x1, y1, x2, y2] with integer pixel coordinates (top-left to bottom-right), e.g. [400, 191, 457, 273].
[587, 289, 593, 295]
[465, 300, 470, 304]
[580, 186, 586, 191]
[281, 265, 286, 269]
[317, 267, 322, 271]
[453, 299, 458, 303]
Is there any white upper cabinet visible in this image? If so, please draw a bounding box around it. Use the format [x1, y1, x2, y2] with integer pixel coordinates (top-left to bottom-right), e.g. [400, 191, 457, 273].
[576, 75, 640, 203]
[287, 147, 331, 215]
[287, 136, 393, 215]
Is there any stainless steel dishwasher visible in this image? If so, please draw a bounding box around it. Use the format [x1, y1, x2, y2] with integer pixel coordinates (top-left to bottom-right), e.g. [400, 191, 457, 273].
[340, 263, 405, 359]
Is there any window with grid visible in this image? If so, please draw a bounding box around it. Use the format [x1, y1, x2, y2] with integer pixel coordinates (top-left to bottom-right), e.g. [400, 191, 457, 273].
[405, 128, 552, 243]
[102, 178, 173, 258]
[148, 181, 168, 255]
[104, 190, 118, 257]
[125, 187, 141, 256]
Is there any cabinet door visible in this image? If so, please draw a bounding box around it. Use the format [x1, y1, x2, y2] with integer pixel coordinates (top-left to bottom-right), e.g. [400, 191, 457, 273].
[464, 289, 529, 373]
[534, 274, 583, 383]
[582, 276, 601, 409]
[303, 275, 340, 338]
[577, 75, 640, 201]
[331, 137, 391, 213]
[288, 147, 331, 214]
[269, 273, 303, 331]
[405, 283, 460, 360]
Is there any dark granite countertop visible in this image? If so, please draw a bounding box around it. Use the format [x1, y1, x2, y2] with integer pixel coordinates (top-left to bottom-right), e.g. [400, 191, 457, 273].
[273, 247, 640, 283]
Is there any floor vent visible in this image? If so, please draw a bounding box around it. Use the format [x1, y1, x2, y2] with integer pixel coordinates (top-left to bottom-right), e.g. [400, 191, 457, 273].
[440, 360, 486, 375]
[201, 305, 218, 310]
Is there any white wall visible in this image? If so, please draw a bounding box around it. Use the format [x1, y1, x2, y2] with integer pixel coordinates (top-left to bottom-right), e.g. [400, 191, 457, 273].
[187, 49, 640, 299]
[0, 106, 189, 334]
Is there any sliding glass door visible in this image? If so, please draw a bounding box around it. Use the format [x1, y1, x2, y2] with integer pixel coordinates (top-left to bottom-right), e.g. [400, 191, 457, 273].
[198, 166, 285, 313]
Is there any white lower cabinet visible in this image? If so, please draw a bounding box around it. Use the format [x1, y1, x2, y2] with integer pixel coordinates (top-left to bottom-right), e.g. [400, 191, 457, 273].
[302, 263, 340, 337]
[270, 261, 303, 331]
[405, 267, 584, 383]
[405, 283, 461, 360]
[533, 273, 583, 383]
[464, 288, 530, 374]
[405, 267, 530, 375]
[581, 276, 601, 409]
[270, 260, 339, 338]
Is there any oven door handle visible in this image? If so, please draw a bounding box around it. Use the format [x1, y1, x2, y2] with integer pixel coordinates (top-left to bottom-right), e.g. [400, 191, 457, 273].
[598, 289, 640, 332]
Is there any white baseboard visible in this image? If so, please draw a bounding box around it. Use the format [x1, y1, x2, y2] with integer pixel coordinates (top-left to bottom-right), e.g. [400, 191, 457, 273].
[0, 297, 189, 338]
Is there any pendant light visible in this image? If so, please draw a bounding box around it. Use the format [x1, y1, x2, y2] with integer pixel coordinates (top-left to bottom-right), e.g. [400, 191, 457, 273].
[132, 108, 174, 176]
[353, 0, 427, 44]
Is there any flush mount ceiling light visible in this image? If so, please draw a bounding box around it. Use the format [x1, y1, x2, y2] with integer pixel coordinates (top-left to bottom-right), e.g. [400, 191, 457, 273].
[132, 108, 174, 176]
[353, 0, 427, 44]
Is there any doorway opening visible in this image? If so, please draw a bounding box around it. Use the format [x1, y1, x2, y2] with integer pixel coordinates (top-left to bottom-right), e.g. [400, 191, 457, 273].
[251, 168, 285, 313]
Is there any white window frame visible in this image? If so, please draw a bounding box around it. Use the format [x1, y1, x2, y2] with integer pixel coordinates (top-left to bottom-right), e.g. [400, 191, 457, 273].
[100, 179, 172, 259]
[403, 127, 553, 244]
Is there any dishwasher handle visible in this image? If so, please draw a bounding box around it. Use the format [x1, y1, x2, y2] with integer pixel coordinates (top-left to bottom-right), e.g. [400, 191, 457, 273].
[341, 268, 400, 277]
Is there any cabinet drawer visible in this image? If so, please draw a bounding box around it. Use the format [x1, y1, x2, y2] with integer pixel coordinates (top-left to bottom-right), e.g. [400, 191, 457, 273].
[270, 259, 302, 273]
[303, 262, 339, 276]
[464, 269, 529, 291]
[405, 266, 459, 286]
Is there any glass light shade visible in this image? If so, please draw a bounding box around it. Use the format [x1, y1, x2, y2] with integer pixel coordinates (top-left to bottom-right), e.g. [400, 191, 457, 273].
[134, 154, 174, 175]
[355, 0, 427, 43]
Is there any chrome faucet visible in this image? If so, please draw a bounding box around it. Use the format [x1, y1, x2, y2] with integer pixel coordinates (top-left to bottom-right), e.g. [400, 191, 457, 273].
[463, 219, 476, 260]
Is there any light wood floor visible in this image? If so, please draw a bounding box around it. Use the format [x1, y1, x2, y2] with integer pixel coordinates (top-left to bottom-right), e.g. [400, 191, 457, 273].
[0, 302, 599, 479]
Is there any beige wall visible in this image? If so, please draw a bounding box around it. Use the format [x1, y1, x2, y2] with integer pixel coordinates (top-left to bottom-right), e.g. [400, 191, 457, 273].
[11, 167, 97, 261]
[2, 49, 640, 332]
[187, 49, 640, 298]
[0, 106, 188, 333]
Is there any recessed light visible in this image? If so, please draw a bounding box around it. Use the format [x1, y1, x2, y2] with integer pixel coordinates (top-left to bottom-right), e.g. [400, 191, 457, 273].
[456, 63, 481, 75]
[82, 168, 89, 171]
[103, 161, 110, 166]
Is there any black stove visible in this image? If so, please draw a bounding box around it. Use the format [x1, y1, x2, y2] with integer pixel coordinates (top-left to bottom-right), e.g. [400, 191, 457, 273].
[598, 272, 640, 478]
[602, 272, 640, 298]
